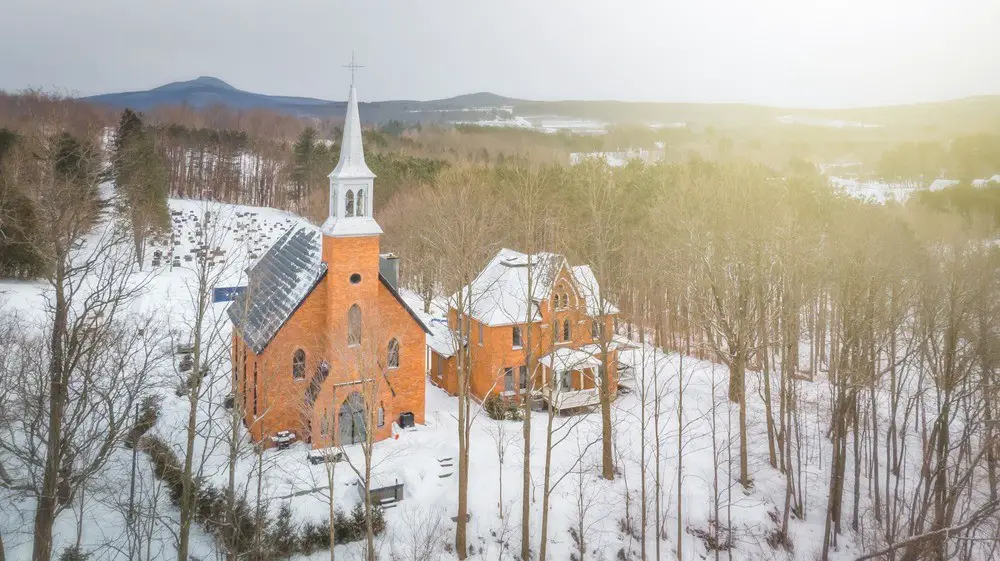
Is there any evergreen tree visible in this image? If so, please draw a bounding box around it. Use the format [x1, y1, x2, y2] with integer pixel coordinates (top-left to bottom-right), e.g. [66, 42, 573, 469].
[112, 109, 169, 265]
[291, 127, 319, 204]
[0, 128, 45, 278]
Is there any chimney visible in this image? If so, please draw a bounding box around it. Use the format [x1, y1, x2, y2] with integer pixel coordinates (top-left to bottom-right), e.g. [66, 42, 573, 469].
[379, 253, 399, 290]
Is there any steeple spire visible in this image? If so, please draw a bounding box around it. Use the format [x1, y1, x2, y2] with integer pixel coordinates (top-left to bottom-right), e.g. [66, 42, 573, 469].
[330, 83, 374, 180]
[322, 71, 381, 238]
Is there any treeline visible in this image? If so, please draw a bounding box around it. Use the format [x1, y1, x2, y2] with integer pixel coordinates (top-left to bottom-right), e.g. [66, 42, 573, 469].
[0, 106, 172, 277]
[875, 134, 1000, 182]
[0, 126, 105, 278]
[381, 158, 1000, 561]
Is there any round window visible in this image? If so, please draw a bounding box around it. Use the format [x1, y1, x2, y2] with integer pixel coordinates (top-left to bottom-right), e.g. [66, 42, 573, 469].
[350, 273, 362, 284]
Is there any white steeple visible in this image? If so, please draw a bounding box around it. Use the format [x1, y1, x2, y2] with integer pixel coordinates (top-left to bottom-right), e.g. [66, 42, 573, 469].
[322, 83, 382, 238]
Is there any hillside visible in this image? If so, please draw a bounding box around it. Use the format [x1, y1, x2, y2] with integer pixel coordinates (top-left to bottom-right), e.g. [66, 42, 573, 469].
[81, 77, 522, 124]
[80, 76, 1000, 133]
[0, 197, 847, 561]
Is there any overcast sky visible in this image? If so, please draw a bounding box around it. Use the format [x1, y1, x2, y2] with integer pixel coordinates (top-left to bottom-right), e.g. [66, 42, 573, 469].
[1, 0, 998, 108]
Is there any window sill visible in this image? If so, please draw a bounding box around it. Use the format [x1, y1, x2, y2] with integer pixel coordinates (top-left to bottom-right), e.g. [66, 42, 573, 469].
[512, 345, 523, 350]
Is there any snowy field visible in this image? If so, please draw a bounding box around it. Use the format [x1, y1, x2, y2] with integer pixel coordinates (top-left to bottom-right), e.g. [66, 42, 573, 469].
[1, 198, 890, 561]
[776, 115, 882, 129]
[453, 115, 608, 135]
[821, 169, 1000, 204]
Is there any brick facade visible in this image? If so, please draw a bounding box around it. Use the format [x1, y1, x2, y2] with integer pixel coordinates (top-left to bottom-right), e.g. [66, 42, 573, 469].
[233, 232, 426, 448]
[430, 262, 618, 405]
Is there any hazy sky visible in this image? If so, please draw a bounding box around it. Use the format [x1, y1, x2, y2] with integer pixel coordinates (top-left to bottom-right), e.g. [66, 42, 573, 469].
[1, 0, 998, 108]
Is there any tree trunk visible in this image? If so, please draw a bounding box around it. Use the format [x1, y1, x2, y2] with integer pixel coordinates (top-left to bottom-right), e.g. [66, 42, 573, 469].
[178, 281, 207, 561]
[600, 345, 614, 480]
[731, 349, 750, 488]
[538, 402, 556, 561]
[31, 265, 68, 561]
[676, 352, 684, 561]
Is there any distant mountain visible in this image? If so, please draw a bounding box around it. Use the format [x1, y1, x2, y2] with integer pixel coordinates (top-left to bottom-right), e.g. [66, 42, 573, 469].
[81, 76, 1000, 132]
[81, 77, 522, 124]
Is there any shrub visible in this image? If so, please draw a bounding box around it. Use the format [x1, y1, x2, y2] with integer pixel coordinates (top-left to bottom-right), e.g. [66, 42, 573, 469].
[126, 394, 162, 447]
[269, 503, 298, 558]
[336, 502, 386, 544]
[300, 520, 331, 551]
[137, 434, 187, 504]
[483, 395, 522, 421]
[137, 435, 387, 558]
[58, 546, 89, 561]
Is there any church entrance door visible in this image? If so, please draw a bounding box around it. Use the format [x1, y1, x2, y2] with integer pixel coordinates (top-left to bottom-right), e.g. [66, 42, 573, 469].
[338, 392, 367, 445]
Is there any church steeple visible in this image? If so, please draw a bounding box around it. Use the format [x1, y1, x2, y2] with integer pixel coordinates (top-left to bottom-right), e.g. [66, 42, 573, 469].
[322, 82, 381, 238]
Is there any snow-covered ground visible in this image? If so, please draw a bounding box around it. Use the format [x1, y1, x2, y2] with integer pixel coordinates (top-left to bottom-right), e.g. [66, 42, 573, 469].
[0, 197, 879, 561]
[453, 115, 608, 135]
[570, 149, 665, 168]
[777, 115, 882, 129]
[820, 165, 1000, 204]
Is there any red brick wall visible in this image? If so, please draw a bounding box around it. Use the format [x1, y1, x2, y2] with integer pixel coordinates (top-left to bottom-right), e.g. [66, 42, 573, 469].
[444, 263, 620, 403]
[233, 232, 429, 449]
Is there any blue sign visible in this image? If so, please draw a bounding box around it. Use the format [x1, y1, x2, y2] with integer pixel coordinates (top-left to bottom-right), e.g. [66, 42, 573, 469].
[212, 286, 246, 303]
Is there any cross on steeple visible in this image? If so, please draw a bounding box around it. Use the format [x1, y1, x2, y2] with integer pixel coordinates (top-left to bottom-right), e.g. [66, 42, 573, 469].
[343, 51, 364, 85]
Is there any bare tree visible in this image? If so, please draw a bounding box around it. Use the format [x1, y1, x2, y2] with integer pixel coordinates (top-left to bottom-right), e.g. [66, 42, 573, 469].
[485, 409, 518, 519]
[572, 160, 631, 482]
[172, 202, 251, 561]
[391, 503, 447, 561]
[422, 165, 505, 560]
[0, 115, 169, 561]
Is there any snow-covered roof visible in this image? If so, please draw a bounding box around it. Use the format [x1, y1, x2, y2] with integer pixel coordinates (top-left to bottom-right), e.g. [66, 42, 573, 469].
[540, 347, 602, 371]
[451, 249, 561, 327]
[228, 224, 327, 353]
[320, 215, 383, 238]
[929, 179, 960, 192]
[329, 84, 375, 180]
[570, 265, 619, 316]
[972, 175, 1000, 187]
[579, 335, 635, 356]
[427, 318, 456, 358]
[451, 248, 618, 327]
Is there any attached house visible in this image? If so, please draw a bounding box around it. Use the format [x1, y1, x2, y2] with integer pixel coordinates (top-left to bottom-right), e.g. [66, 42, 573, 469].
[428, 248, 631, 411]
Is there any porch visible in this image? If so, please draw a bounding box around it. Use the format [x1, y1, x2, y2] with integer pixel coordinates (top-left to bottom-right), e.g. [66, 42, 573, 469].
[536, 347, 603, 411]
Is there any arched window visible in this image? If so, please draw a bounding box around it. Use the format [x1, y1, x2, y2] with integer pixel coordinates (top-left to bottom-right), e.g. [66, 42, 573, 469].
[348, 304, 362, 346]
[292, 348, 306, 379]
[345, 190, 355, 217]
[387, 338, 400, 369]
[563, 319, 571, 342]
[377, 404, 385, 427]
[356, 189, 366, 217]
[592, 320, 601, 340]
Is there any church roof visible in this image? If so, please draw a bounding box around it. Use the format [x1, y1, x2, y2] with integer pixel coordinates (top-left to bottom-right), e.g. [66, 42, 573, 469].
[228, 224, 327, 354]
[329, 84, 375, 180]
[229, 221, 430, 354]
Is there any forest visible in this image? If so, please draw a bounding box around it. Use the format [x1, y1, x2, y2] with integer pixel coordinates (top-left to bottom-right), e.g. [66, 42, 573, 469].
[0, 89, 999, 561]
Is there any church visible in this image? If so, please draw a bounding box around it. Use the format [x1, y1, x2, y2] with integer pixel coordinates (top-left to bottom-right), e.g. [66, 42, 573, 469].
[228, 83, 428, 449]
